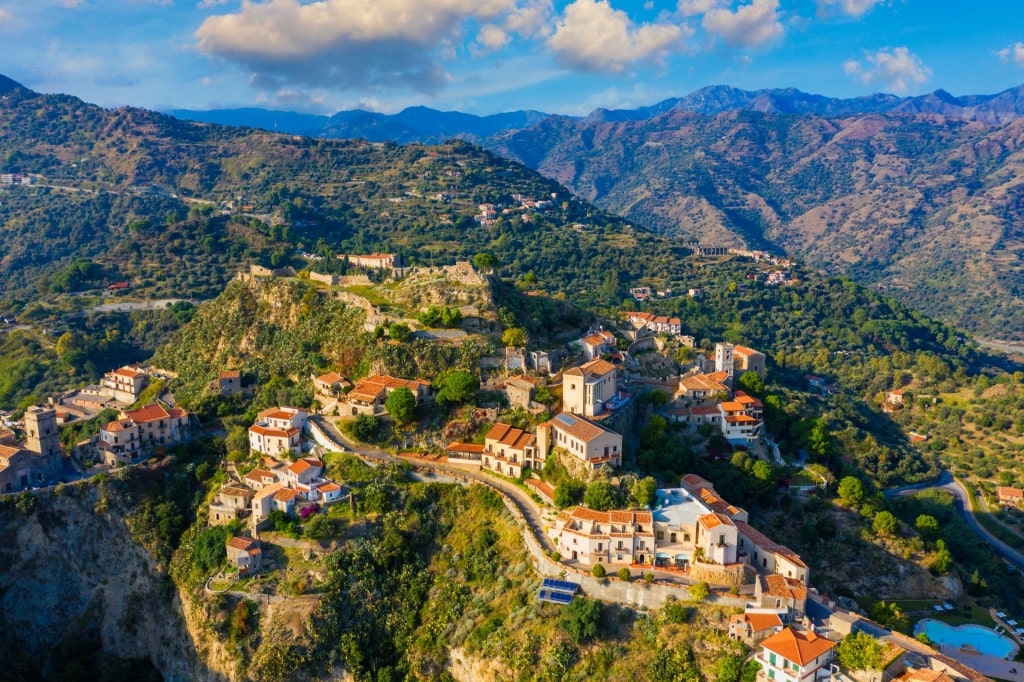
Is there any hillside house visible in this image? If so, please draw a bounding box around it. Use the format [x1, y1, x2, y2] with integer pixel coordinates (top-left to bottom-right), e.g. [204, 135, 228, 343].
[536, 413, 622, 470]
[504, 375, 538, 410]
[248, 407, 307, 457]
[752, 574, 809, 621]
[676, 371, 730, 403]
[345, 375, 432, 415]
[225, 536, 262, 575]
[734, 345, 766, 378]
[728, 611, 784, 645]
[122, 403, 190, 449]
[0, 445, 32, 492]
[482, 423, 538, 478]
[575, 329, 616, 360]
[100, 366, 149, 404]
[756, 627, 835, 682]
[998, 486, 1023, 506]
[563, 358, 618, 417]
[284, 457, 325, 492]
[209, 484, 254, 526]
[98, 418, 141, 465]
[214, 370, 242, 398]
[719, 392, 764, 446]
[243, 467, 280, 490]
[313, 372, 350, 398]
[552, 507, 655, 565]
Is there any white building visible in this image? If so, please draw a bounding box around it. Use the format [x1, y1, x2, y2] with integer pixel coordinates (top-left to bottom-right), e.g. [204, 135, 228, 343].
[562, 358, 617, 418]
[537, 412, 622, 469]
[756, 628, 835, 682]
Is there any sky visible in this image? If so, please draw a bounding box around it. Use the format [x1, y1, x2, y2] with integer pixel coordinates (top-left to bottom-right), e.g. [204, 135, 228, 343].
[1, 0, 1023, 116]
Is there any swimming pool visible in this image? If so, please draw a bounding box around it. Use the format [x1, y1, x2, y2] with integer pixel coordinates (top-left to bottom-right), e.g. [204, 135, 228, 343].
[915, 619, 1019, 659]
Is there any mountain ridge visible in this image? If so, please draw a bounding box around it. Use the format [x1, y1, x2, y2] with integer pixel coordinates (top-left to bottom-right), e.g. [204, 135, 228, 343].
[165, 82, 1024, 140]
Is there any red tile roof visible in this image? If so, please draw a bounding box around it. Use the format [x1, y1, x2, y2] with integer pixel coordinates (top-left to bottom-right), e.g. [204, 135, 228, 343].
[288, 458, 323, 474]
[760, 627, 835, 666]
[446, 442, 485, 454]
[274, 488, 300, 502]
[249, 424, 298, 438]
[226, 536, 259, 552]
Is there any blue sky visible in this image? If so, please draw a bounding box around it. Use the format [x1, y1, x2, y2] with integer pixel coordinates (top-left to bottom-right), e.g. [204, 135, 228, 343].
[1, 0, 1023, 116]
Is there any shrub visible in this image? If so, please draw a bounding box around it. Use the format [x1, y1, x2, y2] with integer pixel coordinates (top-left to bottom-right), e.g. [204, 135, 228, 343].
[617, 567, 631, 581]
[592, 563, 606, 579]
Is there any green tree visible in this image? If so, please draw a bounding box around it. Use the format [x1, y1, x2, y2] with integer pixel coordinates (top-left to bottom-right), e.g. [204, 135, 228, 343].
[385, 386, 416, 425]
[873, 511, 899, 537]
[689, 581, 710, 602]
[559, 596, 602, 644]
[554, 479, 585, 508]
[631, 476, 658, 508]
[617, 567, 631, 581]
[501, 326, 527, 347]
[584, 480, 619, 511]
[836, 631, 885, 671]
[837, 476, 866, 506]
[736, 371, 765, 396]
[915, 514, 939, 536]
[472, 252, 498, 271]
[930, 539, 952, 575]
[435, 369, 479, 405]
[592, 563, 606, 579]
[388, 322, 411, 342]
[868, 601, 908, 631]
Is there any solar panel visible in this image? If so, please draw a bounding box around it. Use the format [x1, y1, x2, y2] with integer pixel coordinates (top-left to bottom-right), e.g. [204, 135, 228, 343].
[542, 578, 579, 593]
[537, 589, 575, 605]
[555, 413, 577, 426]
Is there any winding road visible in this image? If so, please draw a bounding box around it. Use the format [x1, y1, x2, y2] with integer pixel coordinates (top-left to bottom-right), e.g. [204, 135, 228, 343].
[885, 470, 1024, 571]
[310, 415, 556, 554]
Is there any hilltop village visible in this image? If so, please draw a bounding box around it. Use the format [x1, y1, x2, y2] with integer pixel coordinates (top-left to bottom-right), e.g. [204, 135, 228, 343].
[0, 256, 1014, 682]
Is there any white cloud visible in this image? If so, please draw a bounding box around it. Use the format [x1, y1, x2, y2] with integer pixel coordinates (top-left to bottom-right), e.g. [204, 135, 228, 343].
[845, 47, 931, 93]
[702, 0, 783, 48]
[816, 0, 883, 18]
[547, 0, 690, 73]
[0, 8, 11, 27]
[996, 42, 1024, 67]
[195, 0, 529, 93]
[677, 0, 723, 17]
[475, 24, 511, 54]
[198, 0, 232, 8]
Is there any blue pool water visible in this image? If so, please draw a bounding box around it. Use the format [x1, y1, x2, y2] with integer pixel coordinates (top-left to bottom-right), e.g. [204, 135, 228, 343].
[915, 619, 1018, 659]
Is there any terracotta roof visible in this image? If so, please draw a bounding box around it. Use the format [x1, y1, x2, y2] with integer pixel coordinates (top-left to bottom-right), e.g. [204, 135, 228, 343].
[103, 419, 135, 433]
[525, 478, 554, 498]
[446, 442, 485, 454]
[220, 370, 241, 379]
[259, 408, 307, 421]
[245, 468, 277, 482]
[736, 521, 807, 568]
[720, 401, 745, 411]
[760, 627, 835, 666]
[220, 485, 252, 498]
[733, 345, 762, 357]
[735, 611, 783, 632]
[485, 423, 535, 451]
[698, 512, 734, 530]
[545, 412, 615, 443]
[316, 372, 343, 384]
[112, 367, 144, 378]
[679, 374, 728, 392]
[124, 403, 171, 423]
[0, 444, 25, 460]
[725, 415, 759, 424]
[249, 424, 298, 438]
[318, 482, 342, 493]
[167, 407, 187, 419]
[288, 458, 323, 474]
[762, 574, 809, 600]
[565, 358, 616, 378]
[274, 488, 300, 502]
[582, 331, 614, 347]
[226, 536, 259, 552]
[998, 486, 1023, 499]
[682, 474, 712, 489]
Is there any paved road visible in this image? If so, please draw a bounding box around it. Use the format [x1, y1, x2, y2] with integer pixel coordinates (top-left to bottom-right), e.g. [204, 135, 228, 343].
[310, 415, 556, 553]
[886, 470, 1024, 571]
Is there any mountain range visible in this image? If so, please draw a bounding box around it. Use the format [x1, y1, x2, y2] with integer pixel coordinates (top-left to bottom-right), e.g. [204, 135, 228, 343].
[5, 73, 1024, 338]
[171, 83, 1024, 340]
[169, 83, 1024, 142]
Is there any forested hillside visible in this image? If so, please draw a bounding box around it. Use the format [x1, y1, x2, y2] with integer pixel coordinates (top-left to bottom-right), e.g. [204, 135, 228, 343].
[488, 109, 1024, 339]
